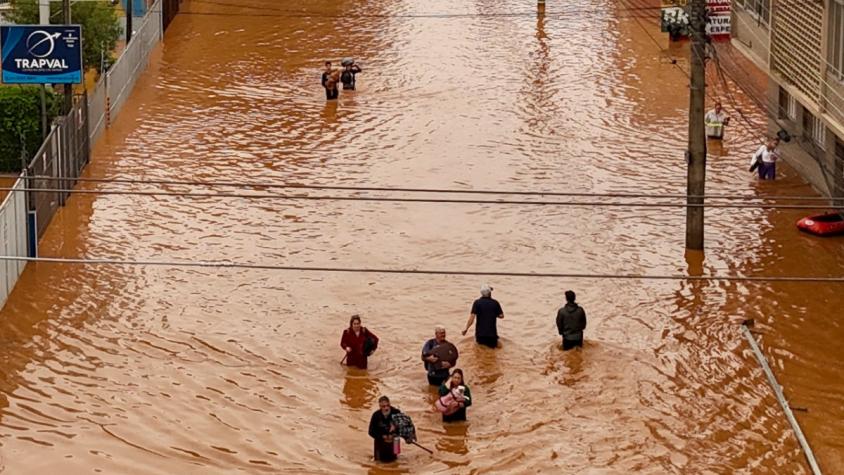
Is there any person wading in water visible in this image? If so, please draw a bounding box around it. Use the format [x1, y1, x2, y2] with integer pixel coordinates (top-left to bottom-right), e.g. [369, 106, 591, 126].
[368, 396, 401, 462]
[340, 315, 379, 369]
[556, 290, 587, 350]
[340, 62, 362, 91]
[462, 284, 504, 348]
[437, 368, 472, 422]
[421, 325, 456, 386]
[321, 61, 340, 100]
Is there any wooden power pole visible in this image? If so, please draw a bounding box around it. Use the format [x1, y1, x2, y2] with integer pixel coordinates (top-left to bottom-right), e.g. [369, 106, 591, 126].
[685, 0, 707, 250]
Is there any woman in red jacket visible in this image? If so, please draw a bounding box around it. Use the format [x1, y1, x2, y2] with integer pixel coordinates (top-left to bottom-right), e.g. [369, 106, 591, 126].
[341, 315, 379, 369]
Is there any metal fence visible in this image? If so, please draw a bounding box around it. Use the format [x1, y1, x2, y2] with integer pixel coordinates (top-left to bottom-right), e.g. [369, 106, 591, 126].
[27, 96, 90, 239]
[25, 0, 163, 238]
[87, 0, 162, 143]
[0, 0, 168, 311]
[0, 175, 28, 309]
[88, 71, 109, 145]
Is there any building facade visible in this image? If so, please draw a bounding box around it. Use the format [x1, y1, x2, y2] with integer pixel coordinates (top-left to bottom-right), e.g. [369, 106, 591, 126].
[731, 0, 844, 198]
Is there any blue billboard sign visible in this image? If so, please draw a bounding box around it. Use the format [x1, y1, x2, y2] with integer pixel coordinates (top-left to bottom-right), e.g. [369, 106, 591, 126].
[0, 25, 83, 84]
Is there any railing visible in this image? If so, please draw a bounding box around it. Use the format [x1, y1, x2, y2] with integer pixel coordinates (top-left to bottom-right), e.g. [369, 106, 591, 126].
[87, 0, 163, 143]
[0, 176, 27, 309]
[27, 95, 90, 238]
[0, 0, 170, 311]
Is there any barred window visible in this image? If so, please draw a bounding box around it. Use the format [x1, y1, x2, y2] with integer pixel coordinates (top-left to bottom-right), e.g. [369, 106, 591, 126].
[779, 87, 797, 120]
[802, 110, 826, 150]
[743, 0, 770, 26]
[831, 0, 844, 80]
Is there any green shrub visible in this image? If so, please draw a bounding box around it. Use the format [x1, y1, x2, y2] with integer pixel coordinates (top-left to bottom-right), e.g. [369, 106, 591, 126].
[0, 86, 61, 173]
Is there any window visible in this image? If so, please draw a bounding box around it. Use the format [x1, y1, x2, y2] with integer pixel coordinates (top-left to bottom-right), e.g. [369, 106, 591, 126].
[831, 1, 844, 80]
[779, 87, 797, 120]
[803, 110, 826, 150]
[743, 0, 770, 26]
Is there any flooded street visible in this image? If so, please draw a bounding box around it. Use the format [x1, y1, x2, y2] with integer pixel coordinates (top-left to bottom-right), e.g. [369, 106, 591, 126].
[1, 0, 843, 472]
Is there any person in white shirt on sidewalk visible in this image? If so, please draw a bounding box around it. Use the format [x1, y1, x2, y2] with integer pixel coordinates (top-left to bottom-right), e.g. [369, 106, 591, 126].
[750, 137, 781, 180]
[705, 102, 730, 139]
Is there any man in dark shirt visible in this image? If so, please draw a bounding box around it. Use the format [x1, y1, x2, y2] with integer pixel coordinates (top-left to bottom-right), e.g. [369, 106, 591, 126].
[321, 61, 339, 100]
[556, 290, 586, 350]
[462, 284, 504, 348]
[368, 396, 399, 462]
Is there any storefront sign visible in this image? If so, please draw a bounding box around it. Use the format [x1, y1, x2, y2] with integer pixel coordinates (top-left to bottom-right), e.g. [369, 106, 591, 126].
[660, 0, 731, 40]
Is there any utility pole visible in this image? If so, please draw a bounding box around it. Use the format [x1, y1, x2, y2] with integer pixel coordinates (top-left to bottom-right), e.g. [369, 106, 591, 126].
[62, 0, 73, 113]
[126, 0, 133, 44]
[39, 0, 50, 140]
[38, 0, 49, 24]
[685, 0, 706, 250]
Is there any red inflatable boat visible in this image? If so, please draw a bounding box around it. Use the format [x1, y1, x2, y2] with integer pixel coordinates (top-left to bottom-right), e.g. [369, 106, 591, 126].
[796, 213, 844, 236]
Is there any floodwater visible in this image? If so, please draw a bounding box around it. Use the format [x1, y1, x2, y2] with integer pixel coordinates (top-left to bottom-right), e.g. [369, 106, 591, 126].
[1, 0, 843, 473]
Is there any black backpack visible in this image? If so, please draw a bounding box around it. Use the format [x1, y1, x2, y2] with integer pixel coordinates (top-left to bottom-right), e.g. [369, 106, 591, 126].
[341, 70, 353, 84]
[362, 328, 377, 356]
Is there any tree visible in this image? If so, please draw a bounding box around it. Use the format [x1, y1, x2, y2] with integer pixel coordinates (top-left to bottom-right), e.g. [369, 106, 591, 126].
[0, 86, 62, 172]
[8, 0, 122, 73]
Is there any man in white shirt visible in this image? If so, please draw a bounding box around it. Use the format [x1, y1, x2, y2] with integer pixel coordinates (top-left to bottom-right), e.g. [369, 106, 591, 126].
[750, 137, 781, 180]
[705, 102, 730, 139]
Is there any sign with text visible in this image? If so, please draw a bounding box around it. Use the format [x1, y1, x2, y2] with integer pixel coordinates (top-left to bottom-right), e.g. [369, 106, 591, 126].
[1, 25, 82, 84]
[660, 0, 731, 40]
[705, 0, 731, 38]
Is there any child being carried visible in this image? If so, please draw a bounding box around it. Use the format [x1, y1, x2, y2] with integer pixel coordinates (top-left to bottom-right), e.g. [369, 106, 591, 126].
[435, 385, 469, 416]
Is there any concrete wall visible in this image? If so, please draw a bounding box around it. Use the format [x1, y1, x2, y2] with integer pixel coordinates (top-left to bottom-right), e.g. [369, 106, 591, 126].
[766, 82, 834, 196]
[825, 72, 844, 136]
[731, 7, 771, 69]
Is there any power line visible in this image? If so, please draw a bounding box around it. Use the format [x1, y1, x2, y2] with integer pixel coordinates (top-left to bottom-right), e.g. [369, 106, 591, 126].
[3, 255, 844, 283]
[180, 0, 661, 19]
[25, 176, 836, 202]
[176, 9, 653, 20]
[8, 186, 841, 209]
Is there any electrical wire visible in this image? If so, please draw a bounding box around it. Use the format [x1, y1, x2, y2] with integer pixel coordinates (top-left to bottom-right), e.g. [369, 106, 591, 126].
[23, 176, 837, 202]
[187, 0, 661, 15]
[3, 255, 844, 283]
[179, 0, 661, 19]
[176, 9, 656, 20]
[7, 186, 841, 209]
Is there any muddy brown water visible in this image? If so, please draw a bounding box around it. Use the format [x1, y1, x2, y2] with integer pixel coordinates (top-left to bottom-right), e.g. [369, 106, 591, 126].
[0, 0, 842, 473]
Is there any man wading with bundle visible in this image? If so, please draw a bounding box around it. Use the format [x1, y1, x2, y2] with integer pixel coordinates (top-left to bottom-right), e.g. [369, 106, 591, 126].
[421, 326, 458, 386]
[368, 396, 400, 462]
[556, 290, 587, 350]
